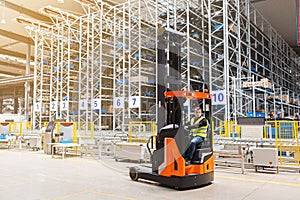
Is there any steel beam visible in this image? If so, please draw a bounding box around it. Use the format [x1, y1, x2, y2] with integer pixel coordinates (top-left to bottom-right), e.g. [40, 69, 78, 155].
[0, 48, 34, 60]
[0, 29, 34, 45]
[3, 0, 52, 23]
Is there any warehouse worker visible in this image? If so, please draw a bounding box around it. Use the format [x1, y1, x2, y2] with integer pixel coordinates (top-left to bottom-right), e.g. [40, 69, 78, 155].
[184, 107, 209, 166]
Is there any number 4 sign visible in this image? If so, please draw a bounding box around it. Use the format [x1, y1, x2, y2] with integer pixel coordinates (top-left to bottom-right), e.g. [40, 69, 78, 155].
[211, 90, 226, 105]
[129, 96, 140, 108]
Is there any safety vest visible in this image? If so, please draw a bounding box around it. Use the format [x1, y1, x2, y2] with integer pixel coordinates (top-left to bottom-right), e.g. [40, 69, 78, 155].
[190, 116, 208, 138]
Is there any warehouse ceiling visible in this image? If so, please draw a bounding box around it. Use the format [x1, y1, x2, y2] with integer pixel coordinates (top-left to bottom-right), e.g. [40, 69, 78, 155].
[0, 0, 298, 80]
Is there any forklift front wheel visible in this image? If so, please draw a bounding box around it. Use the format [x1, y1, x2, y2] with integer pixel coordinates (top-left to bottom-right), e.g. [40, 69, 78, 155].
[129, 167, 139, 181]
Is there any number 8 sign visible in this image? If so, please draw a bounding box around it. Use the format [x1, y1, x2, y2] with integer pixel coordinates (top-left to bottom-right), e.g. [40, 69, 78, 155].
[211, 90, 226, 105]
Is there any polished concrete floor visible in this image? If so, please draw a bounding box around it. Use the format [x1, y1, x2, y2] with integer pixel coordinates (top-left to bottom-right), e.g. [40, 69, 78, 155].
[1, 150, 300, 200]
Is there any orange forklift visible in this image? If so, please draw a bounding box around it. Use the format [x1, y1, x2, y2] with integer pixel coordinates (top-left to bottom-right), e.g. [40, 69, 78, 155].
[129, 28, 214, 189]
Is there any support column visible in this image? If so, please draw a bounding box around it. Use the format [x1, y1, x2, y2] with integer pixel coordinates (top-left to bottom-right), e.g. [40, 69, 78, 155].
[14, 97, 18, 114]
[0, 99, 3, 114]
[25, 44, 31, 120]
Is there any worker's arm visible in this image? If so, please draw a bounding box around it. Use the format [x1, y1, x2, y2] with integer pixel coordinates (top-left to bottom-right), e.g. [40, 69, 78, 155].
[185, 118, 207, 130]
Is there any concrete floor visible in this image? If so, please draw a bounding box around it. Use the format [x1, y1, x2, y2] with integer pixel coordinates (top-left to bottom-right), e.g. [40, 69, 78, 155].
[1, 150, 300, 200]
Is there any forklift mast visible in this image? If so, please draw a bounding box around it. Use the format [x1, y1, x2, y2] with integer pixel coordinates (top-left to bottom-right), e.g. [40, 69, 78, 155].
[156, 28, 184, 131]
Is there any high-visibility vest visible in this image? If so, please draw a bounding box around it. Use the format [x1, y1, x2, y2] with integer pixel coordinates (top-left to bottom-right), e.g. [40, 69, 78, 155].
[190, 116, 209, 138]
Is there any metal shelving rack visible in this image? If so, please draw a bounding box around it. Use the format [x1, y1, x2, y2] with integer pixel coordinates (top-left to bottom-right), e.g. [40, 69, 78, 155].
[19, 0, 300, 131]
[40, 7, 81, 126]
[208, 0, 300, 132]
[124, 0, 157, 122]
[155, 0, 209, 120]
[19, 18, 53, 129]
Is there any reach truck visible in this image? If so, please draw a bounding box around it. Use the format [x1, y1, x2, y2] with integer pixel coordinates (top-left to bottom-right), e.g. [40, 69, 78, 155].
[129, 28, 214, 189]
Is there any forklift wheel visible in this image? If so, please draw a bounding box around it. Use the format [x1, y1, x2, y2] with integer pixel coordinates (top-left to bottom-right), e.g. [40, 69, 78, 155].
[129, 167, 139, 181]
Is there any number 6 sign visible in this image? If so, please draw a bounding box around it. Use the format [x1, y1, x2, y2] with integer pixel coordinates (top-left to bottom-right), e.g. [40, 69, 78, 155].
[114, 97, 124, 108]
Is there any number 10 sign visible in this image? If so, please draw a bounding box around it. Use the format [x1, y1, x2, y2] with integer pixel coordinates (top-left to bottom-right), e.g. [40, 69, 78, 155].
[211, 90, 226, 105]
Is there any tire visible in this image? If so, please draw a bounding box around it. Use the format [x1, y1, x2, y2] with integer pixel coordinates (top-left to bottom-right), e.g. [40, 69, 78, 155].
[129, 167, 139, 181]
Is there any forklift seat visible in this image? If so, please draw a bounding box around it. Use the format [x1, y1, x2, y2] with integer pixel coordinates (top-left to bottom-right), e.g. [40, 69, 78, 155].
[191, 125, 212, 164]
[191, 147, 212, 164]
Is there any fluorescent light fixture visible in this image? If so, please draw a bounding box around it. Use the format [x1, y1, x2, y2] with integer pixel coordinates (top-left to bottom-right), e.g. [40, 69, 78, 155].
[0, 73, 14, 78]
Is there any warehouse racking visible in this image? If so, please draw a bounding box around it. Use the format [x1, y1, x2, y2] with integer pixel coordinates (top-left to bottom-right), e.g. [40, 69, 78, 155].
[16, 0, 300, 132]
[208, 0, 300, 131]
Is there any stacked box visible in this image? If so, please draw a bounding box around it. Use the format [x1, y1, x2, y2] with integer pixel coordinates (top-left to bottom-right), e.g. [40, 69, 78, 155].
[242, 78, 272, 89]
[130, 76, 148, 83]
[282, 95, 290, 104]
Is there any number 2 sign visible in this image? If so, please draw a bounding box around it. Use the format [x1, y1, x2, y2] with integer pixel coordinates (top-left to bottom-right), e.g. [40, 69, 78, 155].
[50, 101, 58, 111]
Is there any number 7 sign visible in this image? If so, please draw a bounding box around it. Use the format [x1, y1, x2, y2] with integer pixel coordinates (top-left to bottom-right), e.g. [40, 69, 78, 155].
[129, 96, 140, 108]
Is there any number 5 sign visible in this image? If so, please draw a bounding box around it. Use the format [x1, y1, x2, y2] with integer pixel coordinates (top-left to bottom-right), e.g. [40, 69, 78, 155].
[211, 90, 226, 105]
[129, 96, 140, 108]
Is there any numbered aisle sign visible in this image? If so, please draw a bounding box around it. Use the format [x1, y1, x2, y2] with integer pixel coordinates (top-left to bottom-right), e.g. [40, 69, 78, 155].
[93, 99, 101, 109]
[50, 101, 58, 111]
[129, 96, 140, 108]
[60, 101, 69, 111]
[114, 97, 124, 108]
[79, 99, 87, 110]
[211, 90, 226, 105]
[34, 102, 42, 112]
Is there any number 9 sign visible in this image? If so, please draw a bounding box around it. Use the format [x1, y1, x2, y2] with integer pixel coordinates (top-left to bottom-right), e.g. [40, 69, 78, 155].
[211, 90, 226, 105]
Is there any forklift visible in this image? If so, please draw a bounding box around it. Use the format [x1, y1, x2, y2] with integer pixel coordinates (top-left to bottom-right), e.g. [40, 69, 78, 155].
[129, 28, 214, 189]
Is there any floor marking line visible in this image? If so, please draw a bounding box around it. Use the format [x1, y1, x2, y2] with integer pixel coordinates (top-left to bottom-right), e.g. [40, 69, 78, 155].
[53, 190, 91, 200]
[92, 191, 136, 200]
[216, 175, 300, 187]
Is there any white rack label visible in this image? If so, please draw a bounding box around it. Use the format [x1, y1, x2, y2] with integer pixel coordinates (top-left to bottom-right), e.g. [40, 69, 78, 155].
[34, 102, 42, 112]
[211, 90, 226, 105]
[79, 99, 87, 110]
[129, 96, 140, 108]
[114, 97, 124, 108]
[93, 99, 101, 109]
[60, 101, 69, 111]
[50, 101, 58, 111]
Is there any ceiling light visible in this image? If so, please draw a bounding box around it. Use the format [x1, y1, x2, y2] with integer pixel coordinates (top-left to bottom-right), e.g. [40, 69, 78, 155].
[57, 0, 64, 3]
[1, 0, 6, 24]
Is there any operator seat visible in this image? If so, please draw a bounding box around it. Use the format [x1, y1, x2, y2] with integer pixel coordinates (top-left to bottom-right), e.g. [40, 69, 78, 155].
[191, 125, 212, 164]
